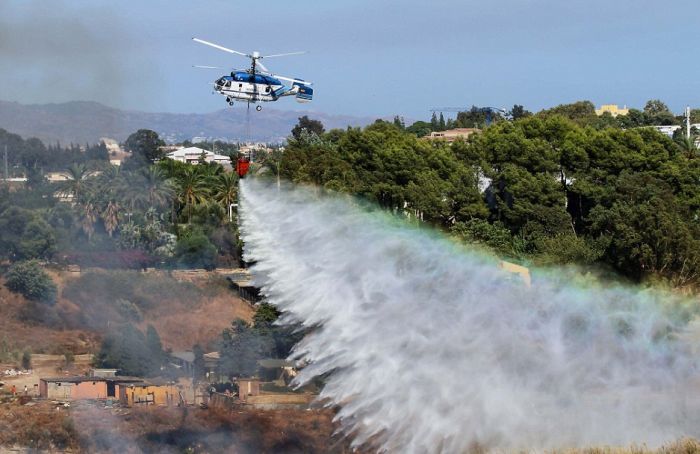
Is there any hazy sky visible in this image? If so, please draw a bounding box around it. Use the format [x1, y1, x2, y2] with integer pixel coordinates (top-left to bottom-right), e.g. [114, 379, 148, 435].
[1, 0, 699, 120]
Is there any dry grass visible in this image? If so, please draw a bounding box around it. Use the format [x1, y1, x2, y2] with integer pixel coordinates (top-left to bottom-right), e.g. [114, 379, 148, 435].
[0, 269, 254, 358]
[0, 397, 697, 454]
[549, 440, 700, 454]
[0, 399, 79, 451]
[0, 281, 99, 356]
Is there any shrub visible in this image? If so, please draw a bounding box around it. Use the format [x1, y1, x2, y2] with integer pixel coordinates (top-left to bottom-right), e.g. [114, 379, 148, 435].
[174, 231, 217, 270]
[21, 350, 31, 369]
[17, 219, 56, 260]
[5, 260, 57, 304]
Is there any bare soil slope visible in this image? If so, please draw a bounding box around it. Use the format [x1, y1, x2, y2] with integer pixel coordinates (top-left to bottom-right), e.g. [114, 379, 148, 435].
[0, 269, 254, 358]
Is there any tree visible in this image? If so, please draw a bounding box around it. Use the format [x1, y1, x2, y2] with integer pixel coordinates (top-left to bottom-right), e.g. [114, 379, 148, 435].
[193, 344, 206, 380]
[145, 324, 166, 370]
[81, 202, 98, 240]
[455, 106, 493, 128]
[85, 142, 109, 162]
[675, 136, 698, 159]
[124, 129, 166, 164]
[96, 323, 165, 377]
[176, 166, 211, 223]
[253, 302, 280, 329]
[5, 260, 57, 304]
[141, 166, 175, 208]
[438, 113, 446, 131]
[406, 121, 432, 138]
[430, 112, 439, 131]
[57, 163, 91, 201]
[18, 219, 56, 260]
[538, 101, 597, 126]
[644, 99, 671, 116]
[219, 319, 265, 378]
[213, 172, 238, 222]
[0, 206, 34, 260]
[643, 99, 676, 126]
[511, 104, 531, 120]
[174, 230, 217, 269]
[102, 201, 120, 237]
[291, 116, 325, 140]
[21, 350, 31, 370]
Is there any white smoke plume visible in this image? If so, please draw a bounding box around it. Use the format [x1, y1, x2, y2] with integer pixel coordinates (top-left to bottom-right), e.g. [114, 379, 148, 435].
[239, 179, 700, 453]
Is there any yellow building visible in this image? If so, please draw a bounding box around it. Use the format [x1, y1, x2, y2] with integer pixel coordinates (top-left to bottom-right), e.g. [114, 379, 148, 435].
[426, 128, 479, 143]
[117, 380, 180, 406]
[498, 260, 531, 287]
[595, 104, 629, 117]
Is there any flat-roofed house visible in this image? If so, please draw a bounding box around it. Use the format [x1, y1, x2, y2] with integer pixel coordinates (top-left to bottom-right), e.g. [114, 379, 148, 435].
[117, 379, 179, 406]
[39, 376, 142, 401]
[426, 128, 479, 143]
[165, 147, 232, 167]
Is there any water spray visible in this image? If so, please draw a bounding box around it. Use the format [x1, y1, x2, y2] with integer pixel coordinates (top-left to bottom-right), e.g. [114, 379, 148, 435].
[239, 178, 700, 453]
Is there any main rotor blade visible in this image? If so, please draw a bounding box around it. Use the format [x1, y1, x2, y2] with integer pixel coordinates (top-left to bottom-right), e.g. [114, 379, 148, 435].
[257, 61, 270, 73]
[193, 65, 222, 69]
[192, 38, 250, 57]
[261, 51, 306, 59]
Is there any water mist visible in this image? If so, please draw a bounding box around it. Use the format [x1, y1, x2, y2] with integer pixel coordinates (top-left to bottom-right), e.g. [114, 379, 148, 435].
[239, 179, 700, 453]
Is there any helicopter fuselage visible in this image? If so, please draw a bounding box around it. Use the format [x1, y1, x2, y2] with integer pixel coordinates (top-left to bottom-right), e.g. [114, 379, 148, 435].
[214, 72, 308, 105]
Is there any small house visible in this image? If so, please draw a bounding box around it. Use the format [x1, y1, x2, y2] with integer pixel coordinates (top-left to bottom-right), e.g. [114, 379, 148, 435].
[39, 376, 142, 401]
[117, 379, 179, 406]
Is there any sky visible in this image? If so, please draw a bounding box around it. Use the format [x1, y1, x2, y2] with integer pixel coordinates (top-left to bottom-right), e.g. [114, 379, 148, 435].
[1, 0, 699, 120]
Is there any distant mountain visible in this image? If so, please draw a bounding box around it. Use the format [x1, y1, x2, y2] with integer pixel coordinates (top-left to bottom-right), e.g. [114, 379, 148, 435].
[0, 100, 377, 145]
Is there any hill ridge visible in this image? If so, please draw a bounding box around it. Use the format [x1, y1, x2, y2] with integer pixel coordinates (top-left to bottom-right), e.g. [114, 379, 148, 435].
[0, 100, 376, 144]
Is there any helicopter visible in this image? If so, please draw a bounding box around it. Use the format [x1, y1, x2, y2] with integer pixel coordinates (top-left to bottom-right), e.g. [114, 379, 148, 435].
[193, 37, 313, 111]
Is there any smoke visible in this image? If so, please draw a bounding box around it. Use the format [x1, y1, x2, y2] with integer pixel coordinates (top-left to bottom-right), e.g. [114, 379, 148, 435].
[239, 179, 700, 453]
[0, 1, 160, 110]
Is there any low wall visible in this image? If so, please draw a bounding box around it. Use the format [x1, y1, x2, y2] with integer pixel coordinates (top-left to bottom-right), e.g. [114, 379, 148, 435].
[208, 392, 315, 410]
[30, 354, 93, 365]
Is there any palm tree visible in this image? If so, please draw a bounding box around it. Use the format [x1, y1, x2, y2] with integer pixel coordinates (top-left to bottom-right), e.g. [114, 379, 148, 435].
[81, 201, 98, 239]
[676, 136, 698, 159]
[213, 172, 239, 223]
[102, 200, 120, 237]
[177, 166, 211, 223]
[58, 163, 91, 202]
[141, 166, 175, 208]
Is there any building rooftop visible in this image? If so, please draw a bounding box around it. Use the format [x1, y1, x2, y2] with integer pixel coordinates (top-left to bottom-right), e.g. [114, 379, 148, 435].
[41, 376, 143, 384]
[171, 351, 195, 363]
[166, 147, 231, 163]
[258, 359, 298, 369]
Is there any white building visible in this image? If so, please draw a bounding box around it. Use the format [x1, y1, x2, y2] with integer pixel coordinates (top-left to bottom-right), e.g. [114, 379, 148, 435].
[651, 125, 681, 138]
[165, 147, 232, 167]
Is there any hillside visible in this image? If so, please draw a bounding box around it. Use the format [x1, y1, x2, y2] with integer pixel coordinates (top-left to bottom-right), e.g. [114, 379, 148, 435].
[0, 269, 254, 356]
[0, 100, 375, 145]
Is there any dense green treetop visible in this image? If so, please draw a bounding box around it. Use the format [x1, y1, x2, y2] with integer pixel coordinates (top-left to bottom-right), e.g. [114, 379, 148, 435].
[124, 129, 166, 165]
[278, 111, 700, 286]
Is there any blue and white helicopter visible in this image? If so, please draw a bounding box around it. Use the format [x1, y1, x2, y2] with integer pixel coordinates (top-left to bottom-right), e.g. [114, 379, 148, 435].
[193, 37, 313, 111]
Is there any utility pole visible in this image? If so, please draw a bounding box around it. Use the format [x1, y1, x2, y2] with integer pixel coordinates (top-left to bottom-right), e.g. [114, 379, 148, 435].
[686, 106, 691, 139]
[3, 145, 7, 181]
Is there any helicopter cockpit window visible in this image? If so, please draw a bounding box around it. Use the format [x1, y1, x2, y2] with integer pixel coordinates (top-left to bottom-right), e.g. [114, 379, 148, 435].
[224, 80, 232, 88]
[216, 78, 225, 86]
[233, 73, 251, 82]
